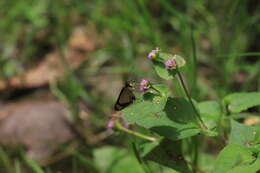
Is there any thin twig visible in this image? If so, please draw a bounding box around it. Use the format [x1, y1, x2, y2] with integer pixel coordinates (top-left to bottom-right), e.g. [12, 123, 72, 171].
[176, 70, 207, 130]
[115, 121, 159, 142]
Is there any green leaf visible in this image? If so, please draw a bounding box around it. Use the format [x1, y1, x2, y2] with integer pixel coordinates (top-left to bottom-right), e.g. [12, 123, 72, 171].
[140, 139, 192, 173]
[159, 53, 186, 67]
[197, 153, 216, 173]
[122, 101, 163, 123]
[229, 120, 260, 147]
[213, 144, 256, 173]
[94, 146, 145, 173]
[198, 101, 222, 135]
[153, 61, 176, 80]
[122, 97, 200, 140]
[227, 155, 260, 173]
[152, 84, 170, 97]
[142, 84, 170, 110]
[223, 92, 260, 113]
[198, 101, 222, 120]
[153, 53, 186, 80]
[124, 84, 170, 123]
[248, 144, 260, 154]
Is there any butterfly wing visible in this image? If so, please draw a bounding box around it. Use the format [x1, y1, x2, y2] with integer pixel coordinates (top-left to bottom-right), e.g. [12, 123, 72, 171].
[114, 85, 135, 111]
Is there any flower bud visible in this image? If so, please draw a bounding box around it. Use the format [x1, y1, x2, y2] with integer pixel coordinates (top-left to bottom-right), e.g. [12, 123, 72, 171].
[147, 47, 160, 60]
[165, 59, 177, 69]
[140, 79, 150, 92]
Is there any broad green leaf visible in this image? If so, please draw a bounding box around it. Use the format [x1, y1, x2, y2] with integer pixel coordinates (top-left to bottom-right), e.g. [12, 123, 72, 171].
[229, 120, 260, 147]
[139, 113, 200, 140]
[94, 146, 145, 173]
[223, 92, 260, 113]
[213, 144, 255, 173]
[140, 139, 191, 173]
[122, 101, 163, 123]
[153, 61, 176, 80]
[152, 84, 170, 97]
[248, 144, 260, 154]
[198, 101, 222, 120]
[198, 101, 222, 135]
[197, 153, 216, 173]
[227, 156, 260, 173]
[123, 85, 170, 123]
[122, 97, 200, 140]
[153, 53, 186, 80]
[142, 84, 170, 108]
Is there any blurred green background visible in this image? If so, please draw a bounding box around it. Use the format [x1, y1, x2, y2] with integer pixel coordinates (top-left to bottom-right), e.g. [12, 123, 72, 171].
[0, 0, 259, 173]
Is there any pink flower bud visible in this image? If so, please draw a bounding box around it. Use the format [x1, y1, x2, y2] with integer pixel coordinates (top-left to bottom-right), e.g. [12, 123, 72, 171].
[165, 59, 177, 69]
[147, 47, 160, 60]
[140, 79, 150, 92]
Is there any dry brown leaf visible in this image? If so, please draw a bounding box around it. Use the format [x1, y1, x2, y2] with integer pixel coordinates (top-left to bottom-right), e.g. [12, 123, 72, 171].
[0, 26, 97, 91]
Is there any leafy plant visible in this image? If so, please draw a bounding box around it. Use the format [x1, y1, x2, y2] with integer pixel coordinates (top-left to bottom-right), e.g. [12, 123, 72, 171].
[109, 49, 260, 173]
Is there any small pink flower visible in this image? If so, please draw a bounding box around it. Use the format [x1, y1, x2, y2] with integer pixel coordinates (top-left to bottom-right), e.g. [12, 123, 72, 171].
[106, 119, 115, 129]
[140, 79, 150, 92]
[147, 47, 160, 60]
[165, 59, 177, 69]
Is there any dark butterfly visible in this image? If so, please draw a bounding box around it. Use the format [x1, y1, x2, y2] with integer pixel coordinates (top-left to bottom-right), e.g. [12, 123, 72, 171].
[114, 81, 136, 111]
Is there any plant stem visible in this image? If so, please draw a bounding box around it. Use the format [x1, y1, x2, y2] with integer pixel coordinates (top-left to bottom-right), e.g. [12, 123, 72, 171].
[176, 70, 207, 130]
[186, 161, 205, 173]
[151, 86, 163, 96]
[115, 121, 159, 142]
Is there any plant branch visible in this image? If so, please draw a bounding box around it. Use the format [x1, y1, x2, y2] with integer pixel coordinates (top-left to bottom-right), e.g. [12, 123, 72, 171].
[176, 70, 207, 129]
[115, 121, 159, 142]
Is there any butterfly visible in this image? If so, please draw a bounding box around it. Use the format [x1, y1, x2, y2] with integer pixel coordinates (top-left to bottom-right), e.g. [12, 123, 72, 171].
[114, 81, 136, 111]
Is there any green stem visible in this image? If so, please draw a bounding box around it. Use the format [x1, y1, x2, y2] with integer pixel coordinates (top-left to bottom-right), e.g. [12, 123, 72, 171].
[151, 85, 163, 96]
[176, 70, 207, 130]
[115, 121, 159, 142]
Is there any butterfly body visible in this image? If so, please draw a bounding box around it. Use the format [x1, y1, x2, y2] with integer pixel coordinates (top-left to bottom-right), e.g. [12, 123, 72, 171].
[114, 82, 135, 111]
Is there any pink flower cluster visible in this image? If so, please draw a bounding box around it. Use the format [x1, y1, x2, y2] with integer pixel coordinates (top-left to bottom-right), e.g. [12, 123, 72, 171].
[147, 47, 160, 60]
[165, 59, 177, 69]
[139, 79, 150, 92]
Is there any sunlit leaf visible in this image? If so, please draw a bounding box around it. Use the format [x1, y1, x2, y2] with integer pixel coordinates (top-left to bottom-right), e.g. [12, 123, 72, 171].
[223, 92, 260, 113]
[229, 120, 260, 147]
[122, 97, 200, 140]
[198, 101, 222, 134]
[198, 101, 222, 120]
[213, 144, 259, 173]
